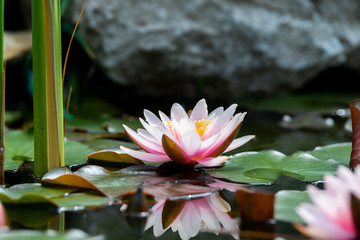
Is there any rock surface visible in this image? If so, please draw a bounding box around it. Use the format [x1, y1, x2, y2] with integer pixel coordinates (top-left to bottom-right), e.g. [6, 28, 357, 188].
[64, 0, 360, 98]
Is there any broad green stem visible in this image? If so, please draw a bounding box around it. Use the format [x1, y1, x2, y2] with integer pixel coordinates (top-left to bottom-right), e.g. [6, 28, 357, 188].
[0, 0, 4, 184]
[32, 0, 64, 176]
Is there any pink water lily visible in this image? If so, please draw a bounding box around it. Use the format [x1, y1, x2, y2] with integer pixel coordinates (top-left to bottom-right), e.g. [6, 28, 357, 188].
[296, 165, 359, 240]
[145, 192, 239, 240]
[120, 99, 254, 167]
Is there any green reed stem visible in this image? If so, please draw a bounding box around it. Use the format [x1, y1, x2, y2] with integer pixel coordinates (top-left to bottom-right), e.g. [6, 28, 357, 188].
[32, 0, 64, 176]
[0, 0, 4, 184]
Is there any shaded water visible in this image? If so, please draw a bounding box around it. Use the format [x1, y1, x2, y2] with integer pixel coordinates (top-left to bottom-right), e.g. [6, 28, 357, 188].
[3, 106, 352, 240]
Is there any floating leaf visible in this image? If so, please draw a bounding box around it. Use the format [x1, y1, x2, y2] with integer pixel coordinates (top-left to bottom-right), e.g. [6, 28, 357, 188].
[51, 193, 111, 210]
[206, 150, 339, 183]
[244, 168, 305, 182]
[274, 190, 310, 224]
[42, 167, 105, 195]
[309, 143, 351, 165]
[42, 165, 220, 201]
[0, 229, 104, 240]
[0, 183, 75, 204]
[64, 139, 96, 166]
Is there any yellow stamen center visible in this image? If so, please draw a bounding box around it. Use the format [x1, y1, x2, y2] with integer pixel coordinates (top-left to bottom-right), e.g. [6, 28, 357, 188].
[194, 120, 211, 138]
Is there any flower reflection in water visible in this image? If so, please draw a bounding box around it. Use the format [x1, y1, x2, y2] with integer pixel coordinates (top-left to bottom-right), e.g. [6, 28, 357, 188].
[145, 192, 239, 240]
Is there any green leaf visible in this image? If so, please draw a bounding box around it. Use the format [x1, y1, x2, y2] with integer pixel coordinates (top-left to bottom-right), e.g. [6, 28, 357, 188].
[3, 130, 96, 170]
[64, 139, 95, 166]
[207, 150, 339, 183]
[244, 168, 305, 182]
[0, 183, 75, 204]
[309, 142, 351, 165]
[0, 229, 103, 240]
[5, 130, 34, 170]
[275, 190, 311, 224]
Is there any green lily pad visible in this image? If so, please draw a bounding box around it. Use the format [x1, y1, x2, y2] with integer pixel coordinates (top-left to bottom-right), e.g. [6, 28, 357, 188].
[275, 190, 311, 224]
[244, 168, 305, 182]
[0, 183, 75, 204]
[308, 142, 351, 165]
[5, 130, 34, 170]
[0, 183, 111, 209]
[0, 229, 104, 240]
[3, 130, 96, 170]
[206, 150, 340, 183]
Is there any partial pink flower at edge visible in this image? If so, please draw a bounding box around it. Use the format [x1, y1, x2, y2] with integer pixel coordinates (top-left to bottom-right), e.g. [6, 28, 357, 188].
[120, 99, 255, 167]
[295, 165, 358, 240]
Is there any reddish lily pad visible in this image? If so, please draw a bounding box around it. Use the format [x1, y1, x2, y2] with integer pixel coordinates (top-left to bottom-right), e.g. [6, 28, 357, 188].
[42, 167, 104, 195]
[236, 189, 275, 222]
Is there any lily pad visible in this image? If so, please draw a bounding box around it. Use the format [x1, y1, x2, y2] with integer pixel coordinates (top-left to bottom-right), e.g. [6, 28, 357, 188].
[308, 142, 351, 165]
[275, 190, 311, 224]
[42, 165, 220, 200]
[0, 183, 75, 204]
[3, 130, 96, 170]
[206, 150, 340, 183]
[0, 229, 103, 240]
[244, 168, 305, 182]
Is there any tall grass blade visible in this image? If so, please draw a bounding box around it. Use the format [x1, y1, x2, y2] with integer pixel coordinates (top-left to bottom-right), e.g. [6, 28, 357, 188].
[32, 0, 64, 176]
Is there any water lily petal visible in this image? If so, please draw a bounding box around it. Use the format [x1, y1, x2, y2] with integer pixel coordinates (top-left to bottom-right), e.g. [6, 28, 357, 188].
[208, 106, 224, 119]
[190, 99, 208, 121]
[162, 134, 193, 164]
[123, 125, 163, 154]
[296, 203, 355, 240]
[139, 118, 155, 135]
[159, 111, 171, 125]
[180, 131, 201, 157]
[202, 115, 243, 158]
[224, 135, 255, 153]
[211, 104, 238, 135]
[120, 146, 169, 162]
[144, 109, 163, 127]
[171, 103, 188, 121]
[195, 133, 220, 157]
[198, 156, 229, 167]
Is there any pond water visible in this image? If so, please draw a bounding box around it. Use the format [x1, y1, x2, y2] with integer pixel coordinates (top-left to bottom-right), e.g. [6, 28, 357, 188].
[1, 101, 353, 240]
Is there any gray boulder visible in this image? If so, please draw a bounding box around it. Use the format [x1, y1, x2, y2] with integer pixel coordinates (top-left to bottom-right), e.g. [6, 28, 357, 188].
[64, 0, 358, 98]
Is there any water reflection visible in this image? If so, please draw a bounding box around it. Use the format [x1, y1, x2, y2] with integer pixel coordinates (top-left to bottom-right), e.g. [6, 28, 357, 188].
[144, 192, 239, 240]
